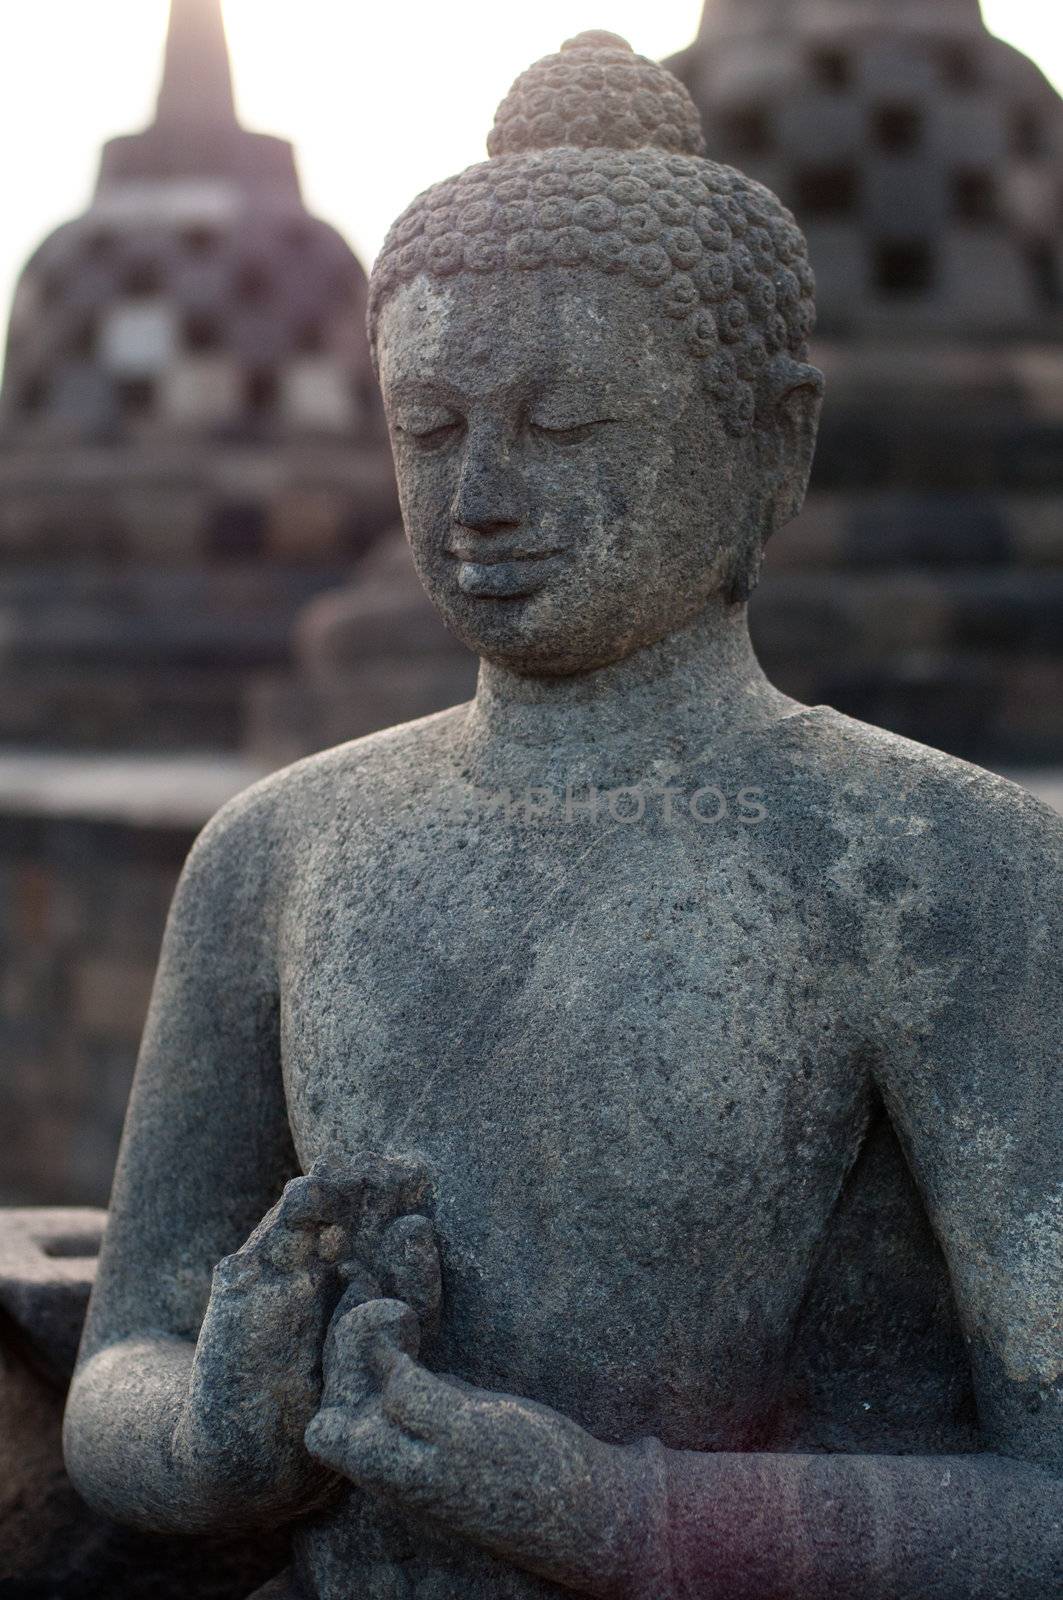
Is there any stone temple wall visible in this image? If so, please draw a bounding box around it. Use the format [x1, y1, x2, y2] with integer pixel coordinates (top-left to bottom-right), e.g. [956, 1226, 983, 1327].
[0, 756, 260, 1206]
[671, 0, 1063, 766]
[0, 0, 397, 1217]
[0, 438, 395, 751]
[752, 339, 1063, 764]
[0, 1207, 287, 1591]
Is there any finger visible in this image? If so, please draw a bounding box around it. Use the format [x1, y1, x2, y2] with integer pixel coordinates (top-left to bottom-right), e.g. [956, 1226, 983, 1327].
[305, 1405, 437, 1503]
[381, 1352, 465, 1444]
[354, 1153, 435, 1237]
[336, 1250, 382, 1301]
[266, 1183, 348, 1271]
[380, 1214, 442, 1329]
[278, 1176, 348, 1230]
[232, 1199, 321, 1274]
[321, 1297, 420, 1411]
[308, 1154, 364, 1190]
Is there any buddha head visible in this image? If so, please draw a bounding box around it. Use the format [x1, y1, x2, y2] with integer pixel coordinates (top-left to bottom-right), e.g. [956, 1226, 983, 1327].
[369, 31, 824, 676]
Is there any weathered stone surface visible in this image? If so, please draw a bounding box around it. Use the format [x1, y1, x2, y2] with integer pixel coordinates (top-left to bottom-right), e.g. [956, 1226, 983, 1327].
[62, 31, 1062, 1600]
[0, 1207, 288, 1596]
[0, 1209, 103, 1383]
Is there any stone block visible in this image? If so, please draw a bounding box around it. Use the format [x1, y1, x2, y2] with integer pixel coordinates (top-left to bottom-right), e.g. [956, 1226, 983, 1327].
[280, 359, 356, 433]
[1010, 349, 1063, 421]
[99, 300, 179, 376]
[846, 493, 1012, 567]
[939, 230, 1031, 334]
[862, 154, 948, 238]
[763, 491, 847, 568]
[0, 1207, 289, 1594]
[932, 93, 1008, 167]
[855, 37, 938, 98]
[267, 486, 346, 561]
[803, 222, 868, 328]
[775, 91, 865, 162]
[0, 1207, 102, 1382]
[72, 956, 156, 1042]
[1010, 496, 1063, 566]
[163, 353, 242, 427]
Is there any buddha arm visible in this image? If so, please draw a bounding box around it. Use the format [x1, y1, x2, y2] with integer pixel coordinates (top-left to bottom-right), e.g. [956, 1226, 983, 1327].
[629, 790, 1063, 1598]
[63, 785, 308, 1534]
[636, 1447, 1062, 1598]
[306, 783, 1063, 1598]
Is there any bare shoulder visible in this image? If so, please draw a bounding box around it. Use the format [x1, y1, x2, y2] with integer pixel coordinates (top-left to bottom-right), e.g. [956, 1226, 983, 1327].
[185, 703, 471, 888]
[793, 705, 1062, 870]
[787, 708, 1062, 1013]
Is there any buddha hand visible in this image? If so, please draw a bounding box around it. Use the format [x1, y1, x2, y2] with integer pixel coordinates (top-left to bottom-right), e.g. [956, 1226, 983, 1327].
[174, 1154, 440, 1515]
[305, 1297, 649, 1595]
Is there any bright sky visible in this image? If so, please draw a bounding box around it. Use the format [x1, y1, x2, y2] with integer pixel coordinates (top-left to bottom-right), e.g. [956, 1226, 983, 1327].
[0, 0, 1059, 346]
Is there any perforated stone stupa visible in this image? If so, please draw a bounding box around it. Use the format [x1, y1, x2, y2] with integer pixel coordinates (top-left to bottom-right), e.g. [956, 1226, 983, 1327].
[0, 0, 397, 750]
[670, 0, 1063, 763]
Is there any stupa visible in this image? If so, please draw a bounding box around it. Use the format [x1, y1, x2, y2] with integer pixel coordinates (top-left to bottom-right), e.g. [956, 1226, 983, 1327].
[669, 0, 1063, 764]
[0, 0, 397, 1214]
[0, 0, 397, 751]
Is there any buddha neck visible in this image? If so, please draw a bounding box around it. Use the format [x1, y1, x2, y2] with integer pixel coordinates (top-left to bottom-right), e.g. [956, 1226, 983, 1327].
[468, 599, 799, 757]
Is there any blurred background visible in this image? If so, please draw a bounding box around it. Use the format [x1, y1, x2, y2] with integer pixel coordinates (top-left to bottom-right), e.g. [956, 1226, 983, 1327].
[0, 0, 1060, 1207]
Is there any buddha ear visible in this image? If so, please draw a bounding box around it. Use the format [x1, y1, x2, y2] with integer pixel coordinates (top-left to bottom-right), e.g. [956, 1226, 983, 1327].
[757, 358, 824, 533]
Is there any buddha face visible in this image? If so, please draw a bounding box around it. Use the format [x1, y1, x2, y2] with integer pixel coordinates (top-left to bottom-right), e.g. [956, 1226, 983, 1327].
[377, 268, 781, 676]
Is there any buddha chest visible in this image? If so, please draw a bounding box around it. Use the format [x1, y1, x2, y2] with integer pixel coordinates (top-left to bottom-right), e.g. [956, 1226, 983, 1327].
[278, 804, 872, 1444]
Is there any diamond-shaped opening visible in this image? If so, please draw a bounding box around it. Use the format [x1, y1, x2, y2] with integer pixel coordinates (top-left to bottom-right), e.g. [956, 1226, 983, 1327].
[1013, 107, 1046, 161]
[237, 262, 272, 305]
[18, 376, 46, 415]
[718, 106, 772, 157]
[84, 229, 115, 262]
[873, 103, 923, 153]
[210, 501, 266, 557]
[1027, 240, 1061, 307]
[117, 377, 156, 417]
[331, 270, 359, 308]
[953, 170, 998, 223]
[38, 271, 65, 307]
[282, 220, 314, 251]
[184, 313, 223, 353]
[69, 318, 96, 359]
[182, 226, 220, 257]
[809, 48, 851, 92]
[938, 42, 979, 91]
[795, 164, 859, 217]
[874, 239, 935, 295]
[246, 367, 279, 415]
[124, 261, 163, 298]
[296, 320, 326, 354]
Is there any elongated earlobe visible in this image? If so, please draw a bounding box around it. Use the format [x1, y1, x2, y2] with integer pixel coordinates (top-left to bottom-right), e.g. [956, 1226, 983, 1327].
[768, 360, 824, 531]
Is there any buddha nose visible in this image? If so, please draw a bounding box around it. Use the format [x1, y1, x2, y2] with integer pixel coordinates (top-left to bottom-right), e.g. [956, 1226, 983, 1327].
[451, 432, 524, 535]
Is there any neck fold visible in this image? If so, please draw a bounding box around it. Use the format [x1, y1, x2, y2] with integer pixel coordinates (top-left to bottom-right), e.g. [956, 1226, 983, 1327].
[470, 603, 798, 754]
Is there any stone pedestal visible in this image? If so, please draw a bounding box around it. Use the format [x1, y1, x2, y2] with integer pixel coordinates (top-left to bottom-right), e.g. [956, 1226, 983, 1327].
[0, 1207, 288, 1595]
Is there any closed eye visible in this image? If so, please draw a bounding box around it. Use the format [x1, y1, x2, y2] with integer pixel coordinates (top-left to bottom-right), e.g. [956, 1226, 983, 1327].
[396, 418, 464, 452]
[529, 419, 614, 446]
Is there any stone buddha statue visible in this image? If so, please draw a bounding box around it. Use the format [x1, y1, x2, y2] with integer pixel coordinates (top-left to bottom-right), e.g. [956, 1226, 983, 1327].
[64, 34, 1061, 1599]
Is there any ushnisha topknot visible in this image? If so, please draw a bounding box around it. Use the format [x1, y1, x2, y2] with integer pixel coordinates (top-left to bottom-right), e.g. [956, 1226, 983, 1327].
[487, 31, 706, 158]
[369, 31, 817, 437]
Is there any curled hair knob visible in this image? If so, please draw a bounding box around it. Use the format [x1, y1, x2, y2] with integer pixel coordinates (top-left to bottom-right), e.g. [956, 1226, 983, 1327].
[487, 31, 706, 157]
[560, 31, 634, 53]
